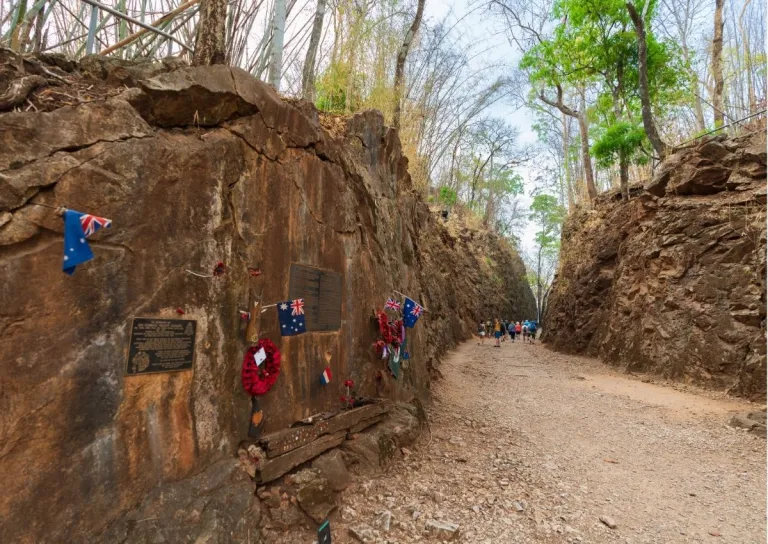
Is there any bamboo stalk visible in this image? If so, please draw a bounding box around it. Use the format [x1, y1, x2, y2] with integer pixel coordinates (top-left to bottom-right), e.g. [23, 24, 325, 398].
[105, 0, 198, 56]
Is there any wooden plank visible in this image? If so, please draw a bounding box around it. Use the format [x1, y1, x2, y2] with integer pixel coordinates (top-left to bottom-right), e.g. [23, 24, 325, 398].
[258, 430, 347, 483]
[322, 403, 389, 436]
[262, 425, 322, 458]
[260, 402, 391, 458]
[348, 414, 386, 435]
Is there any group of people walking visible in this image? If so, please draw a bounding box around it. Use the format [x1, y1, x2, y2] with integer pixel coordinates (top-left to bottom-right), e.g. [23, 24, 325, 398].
[477, 318, 538, 347]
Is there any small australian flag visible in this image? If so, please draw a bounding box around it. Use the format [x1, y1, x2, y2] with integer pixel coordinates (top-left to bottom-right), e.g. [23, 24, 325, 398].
[62, 209, 111, 275]
[402, 297, 423, 328]
[278, 298, 307, 336]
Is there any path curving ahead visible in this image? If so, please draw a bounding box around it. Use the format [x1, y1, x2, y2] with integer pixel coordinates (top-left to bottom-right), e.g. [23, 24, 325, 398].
[331, 340, 766, 543]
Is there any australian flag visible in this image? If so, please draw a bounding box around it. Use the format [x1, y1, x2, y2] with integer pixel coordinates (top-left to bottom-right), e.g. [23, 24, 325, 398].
[278, 298, 307, 336]
[62, 209, 111, 275]
[402, 297, 423, 328]
[385, 297, 401, 311]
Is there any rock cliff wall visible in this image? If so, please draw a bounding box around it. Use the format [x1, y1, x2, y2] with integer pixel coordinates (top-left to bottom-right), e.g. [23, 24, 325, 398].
[544, 132, 766, 399]
[0, 52, 535, 542]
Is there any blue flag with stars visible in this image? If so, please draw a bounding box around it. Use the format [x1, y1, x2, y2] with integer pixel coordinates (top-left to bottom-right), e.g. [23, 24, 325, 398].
[402, 297, 423, 328]
[278, 298, 307, 336]
[62, 209, 111, 275]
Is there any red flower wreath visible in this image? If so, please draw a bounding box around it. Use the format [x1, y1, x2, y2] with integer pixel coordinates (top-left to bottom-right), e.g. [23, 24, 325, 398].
[377, 311, 395, 344]
[242, 339, 281, 396]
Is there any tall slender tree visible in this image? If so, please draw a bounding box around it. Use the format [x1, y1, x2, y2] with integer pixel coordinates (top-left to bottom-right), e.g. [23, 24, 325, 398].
[268, 0, 287, 90]
[392, 0, 426, 130]
[711, 0, 725, 126]
[627, 1, 669, 158]
[301, 0, 327, 101]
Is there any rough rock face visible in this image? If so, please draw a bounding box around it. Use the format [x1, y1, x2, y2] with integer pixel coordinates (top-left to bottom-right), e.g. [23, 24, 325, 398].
[0, 55, 534, 542]
[544, 132, 766, 399]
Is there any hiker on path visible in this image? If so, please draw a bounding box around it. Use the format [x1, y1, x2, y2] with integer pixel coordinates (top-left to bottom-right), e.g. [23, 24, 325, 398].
[477, 322, 486, 345]
[529, 321, 538, 344]
[522, 321, 529, 343]
[508, 320, 516, 342]
[515, 321, 522, 340]
[493, 318, 502, 348]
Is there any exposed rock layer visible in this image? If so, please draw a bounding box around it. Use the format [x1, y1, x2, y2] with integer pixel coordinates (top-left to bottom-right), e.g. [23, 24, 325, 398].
[0, 54, 535, 542]
[544, 132, 766, 399]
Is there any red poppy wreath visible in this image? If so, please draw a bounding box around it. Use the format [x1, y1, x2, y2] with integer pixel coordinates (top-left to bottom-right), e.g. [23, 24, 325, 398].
[242, 339, 281, 396]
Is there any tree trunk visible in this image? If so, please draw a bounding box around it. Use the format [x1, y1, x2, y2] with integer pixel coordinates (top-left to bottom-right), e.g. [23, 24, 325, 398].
[9, 0, 28, 51]
[32, 2, 45, 53]
[578, 115, 597, 200]
[711, 0, 725, 126]
[448, 131, 462, 191]
[268, 0, 287, 90]
[738, 0, 756, 114]
[562, 111, 575, 210]
[301, 0, 327, 101]
[484, 155, 495, 227]
[539, 86, 597, 201]
[392, 0, 426, 130]
[536, 243, 544, 321]
[619, 152, 629, 201]
[193, 0, 227, 66]
[683, 47, 707, 130]
[626, 1, 668, 158]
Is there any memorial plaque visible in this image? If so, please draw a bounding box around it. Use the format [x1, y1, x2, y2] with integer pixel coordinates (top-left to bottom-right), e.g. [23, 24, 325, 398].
[126, 318, 196, 375]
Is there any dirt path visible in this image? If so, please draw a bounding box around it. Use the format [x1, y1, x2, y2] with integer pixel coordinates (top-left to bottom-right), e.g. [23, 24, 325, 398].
[332, 340, 766, 543]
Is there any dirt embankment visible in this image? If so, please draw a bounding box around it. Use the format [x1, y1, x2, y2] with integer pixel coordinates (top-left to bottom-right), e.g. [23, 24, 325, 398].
[544, 132, 766, 400]
[0, 50, 534, 542]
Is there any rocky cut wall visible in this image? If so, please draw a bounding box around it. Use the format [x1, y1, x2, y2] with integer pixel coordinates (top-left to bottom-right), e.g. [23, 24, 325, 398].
[544, 132, 766, 399]
[0, 51, 534, 542]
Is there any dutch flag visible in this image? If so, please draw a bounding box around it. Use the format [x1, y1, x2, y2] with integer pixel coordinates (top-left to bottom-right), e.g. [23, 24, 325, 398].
[320, 367, 332, 385]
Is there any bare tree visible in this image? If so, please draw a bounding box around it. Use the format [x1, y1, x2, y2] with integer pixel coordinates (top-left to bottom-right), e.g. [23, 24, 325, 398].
[538, 85, 598, 201]
[393, 0, 426, 130]
[711, 0, 725, 126]
[268, 0, 287, 89]
[656, 0, 707, 130]
[301, 0, 327, 100]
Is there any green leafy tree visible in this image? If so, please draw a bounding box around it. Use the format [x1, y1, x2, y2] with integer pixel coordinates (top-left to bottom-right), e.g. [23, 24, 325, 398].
[527, 194, 564, 321]
[521, 0, 686, 200]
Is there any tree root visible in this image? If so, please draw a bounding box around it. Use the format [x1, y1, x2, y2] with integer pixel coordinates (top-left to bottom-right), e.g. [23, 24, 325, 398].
[0, 75, 47, 111]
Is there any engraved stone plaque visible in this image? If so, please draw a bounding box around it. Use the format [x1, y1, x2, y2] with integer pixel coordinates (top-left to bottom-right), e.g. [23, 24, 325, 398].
[126, 318, 196, 375]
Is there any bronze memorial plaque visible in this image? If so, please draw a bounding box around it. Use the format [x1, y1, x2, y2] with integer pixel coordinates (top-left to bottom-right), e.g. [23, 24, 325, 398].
[126, 318, 197, 375]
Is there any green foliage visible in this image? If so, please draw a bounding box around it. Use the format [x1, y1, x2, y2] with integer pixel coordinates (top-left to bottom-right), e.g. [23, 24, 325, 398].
[591, 120, 648, 169]
[490, 169, 525, 198]
[314, 61, 364, 113]
[520, 0, 686, 172]
[438, 186, 457, 208]
[529, 194, 564, 236]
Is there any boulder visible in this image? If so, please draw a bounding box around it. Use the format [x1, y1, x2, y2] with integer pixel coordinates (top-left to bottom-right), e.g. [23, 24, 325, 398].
[311, 449, 352, 491]
[294, 470, 336, 523]
[341, 403, 420, 470]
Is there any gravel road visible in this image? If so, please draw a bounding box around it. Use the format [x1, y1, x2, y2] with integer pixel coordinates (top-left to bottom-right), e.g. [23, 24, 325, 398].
[328, 340, 766, 543]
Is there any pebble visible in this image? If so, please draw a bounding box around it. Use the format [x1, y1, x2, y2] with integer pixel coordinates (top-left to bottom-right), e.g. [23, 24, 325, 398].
[348, 524, 376, 543]
[599, 515, 618, 529]
[374, 510, 392, 532]
[424, 519, 460, 541]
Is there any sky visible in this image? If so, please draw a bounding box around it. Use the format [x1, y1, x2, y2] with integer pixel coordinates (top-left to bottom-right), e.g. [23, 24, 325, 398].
[423, 0, 542, 258]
